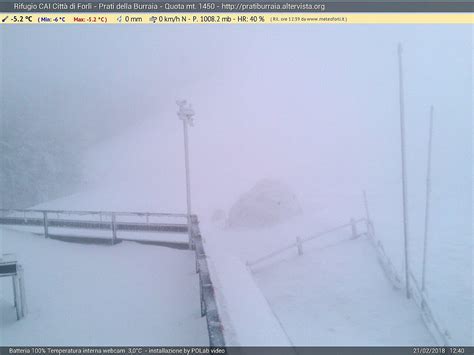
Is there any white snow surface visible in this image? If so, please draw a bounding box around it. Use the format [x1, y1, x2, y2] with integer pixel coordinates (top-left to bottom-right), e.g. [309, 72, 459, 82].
[2, 57, 472, 345]
[253, 236, 433, 345]
[200, 212, 436, 346]
[0, 228, 208, 346]
[226, 179, 302, 229]
[203, 235, 292, 346]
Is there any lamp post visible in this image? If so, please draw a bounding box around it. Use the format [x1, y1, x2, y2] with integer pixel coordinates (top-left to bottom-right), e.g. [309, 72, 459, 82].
[176, 100, 195, 249]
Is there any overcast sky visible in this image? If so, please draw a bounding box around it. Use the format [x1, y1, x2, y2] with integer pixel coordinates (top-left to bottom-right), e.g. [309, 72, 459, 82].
[1, 24, 471, 212]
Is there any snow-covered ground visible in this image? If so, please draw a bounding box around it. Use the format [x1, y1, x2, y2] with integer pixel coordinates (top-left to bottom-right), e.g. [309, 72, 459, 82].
[2, 111, 468, 346]
[2, 111, 470, 345]
[254, 236, 433, 345]
[200, 208, 437, 346]
[200, 186, 471, 345]
[0, 228, 208, 346]
[2, 25, 471, 346]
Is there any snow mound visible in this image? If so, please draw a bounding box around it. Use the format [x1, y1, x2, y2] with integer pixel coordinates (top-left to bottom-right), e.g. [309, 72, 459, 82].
[226, 179, 302, 229]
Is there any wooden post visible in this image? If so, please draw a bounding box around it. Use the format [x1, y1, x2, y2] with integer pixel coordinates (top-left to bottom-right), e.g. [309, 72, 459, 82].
[350, 218, 358, 239]
[111, 213, 117, 245]
[296, 237, 303, 256]
[363, 190, 373, 238]
[43, 211, 49, 238]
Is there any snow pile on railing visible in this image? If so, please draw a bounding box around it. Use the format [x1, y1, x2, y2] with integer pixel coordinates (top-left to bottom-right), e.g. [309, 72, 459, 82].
[201, 228, 293, 346]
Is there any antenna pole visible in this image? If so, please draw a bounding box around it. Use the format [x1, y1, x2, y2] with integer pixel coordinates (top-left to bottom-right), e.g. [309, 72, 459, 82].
[398, 43, 410, 299]
[422, 106, 434, 292]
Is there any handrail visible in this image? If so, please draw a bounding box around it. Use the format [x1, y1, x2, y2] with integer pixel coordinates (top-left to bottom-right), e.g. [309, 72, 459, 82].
[0, 209, 191, 246]
[363, 190, 450, 346]
[302, 218, 366, 243]
[408, 271, 451, 346]
[192, 217, 226, 346]
[0, 208, 189, 218]
[247, 218, 367, 268]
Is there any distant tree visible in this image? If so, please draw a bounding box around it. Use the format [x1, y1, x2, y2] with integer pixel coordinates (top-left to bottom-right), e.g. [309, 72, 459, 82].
[0, 115, 83, 209]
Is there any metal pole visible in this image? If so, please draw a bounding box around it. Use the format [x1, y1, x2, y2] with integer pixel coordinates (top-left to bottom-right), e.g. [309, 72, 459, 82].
[350, 218, 358, 239]
[183, 120, 193, 249]
[111, 213, 117, 245]
[43, 211, 49, 239]
[422, 106, 434, 292]
[296, 236, 303, 255]
[13, 275, 21, 320]
[398, 43, 410, 299]
[363, 190, 373, 238]
[18, 265, 27, 317]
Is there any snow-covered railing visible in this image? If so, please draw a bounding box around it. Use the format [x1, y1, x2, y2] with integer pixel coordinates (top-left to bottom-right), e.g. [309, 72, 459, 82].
[0, 254, 27, 320]
[0, 208, 190, 246]
[246, 217, 367, 268]
[191, 216, 226, 346]
[364, 219, 403, 290]
[408, 272, 451, 345]
[0, 208, 188, 219]
[362, 191, 451, 346]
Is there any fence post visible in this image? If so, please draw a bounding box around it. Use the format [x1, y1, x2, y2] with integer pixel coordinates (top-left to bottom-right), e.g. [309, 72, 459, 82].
[296, 236, 303, 256]
[43, 211, 49, 238]
[111, 213, 117, 245]
[363, 190, 373, 238]
[195, 249, 200, 273]
[199, 275, 206, 317]
[350, 218, 358, 239]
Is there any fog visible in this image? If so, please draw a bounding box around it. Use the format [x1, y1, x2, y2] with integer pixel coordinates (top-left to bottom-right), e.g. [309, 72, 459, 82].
[0, 24, 472, 344]
[1, 25, 471, 212]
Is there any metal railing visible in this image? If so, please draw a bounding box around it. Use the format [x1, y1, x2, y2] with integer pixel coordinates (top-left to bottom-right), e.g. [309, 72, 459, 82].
[0, 208, 190, 246]
[247, 217, 367, 268]
[362, 192, 451, 345]
[191, 216, 226, 346]
[1, 209, 226, 345]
